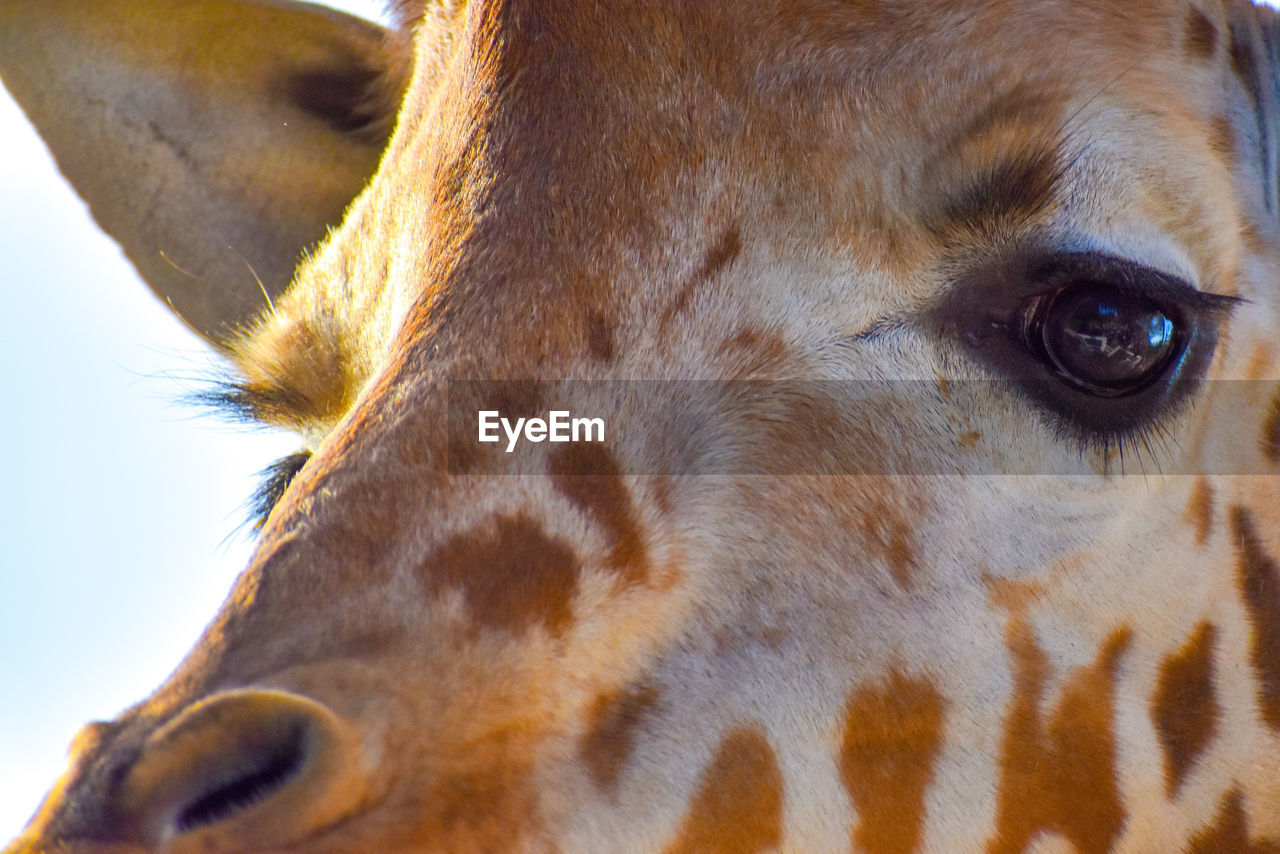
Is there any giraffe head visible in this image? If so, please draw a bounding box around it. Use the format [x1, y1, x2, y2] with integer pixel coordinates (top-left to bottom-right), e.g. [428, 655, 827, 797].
[5, 0, 1280, 850]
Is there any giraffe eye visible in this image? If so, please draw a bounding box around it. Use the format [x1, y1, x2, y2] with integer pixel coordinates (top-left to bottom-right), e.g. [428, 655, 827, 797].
[938, 250, 1241, 450]
[1019, 283, 1182, 397]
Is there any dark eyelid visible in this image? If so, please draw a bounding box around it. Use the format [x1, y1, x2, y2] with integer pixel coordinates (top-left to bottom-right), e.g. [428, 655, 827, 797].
[1018, 251, 1242, 317]
[854, 250, 1240, 345]
[932, 249, 1240, 343]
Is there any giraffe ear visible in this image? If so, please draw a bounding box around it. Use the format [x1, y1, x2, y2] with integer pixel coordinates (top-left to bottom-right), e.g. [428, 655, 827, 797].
[0, 0, 407, 347]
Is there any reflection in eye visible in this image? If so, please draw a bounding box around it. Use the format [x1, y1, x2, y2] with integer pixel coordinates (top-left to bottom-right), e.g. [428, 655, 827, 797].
[1028, 283, 1180, 396]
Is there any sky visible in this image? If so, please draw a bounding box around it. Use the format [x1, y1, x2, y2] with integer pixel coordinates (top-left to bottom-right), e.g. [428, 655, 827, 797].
[0, 0, 387, 838]
[5, 0, 1280, 843]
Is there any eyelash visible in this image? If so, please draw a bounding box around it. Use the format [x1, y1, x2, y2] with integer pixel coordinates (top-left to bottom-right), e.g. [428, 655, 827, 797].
[248, 451, 312, 531]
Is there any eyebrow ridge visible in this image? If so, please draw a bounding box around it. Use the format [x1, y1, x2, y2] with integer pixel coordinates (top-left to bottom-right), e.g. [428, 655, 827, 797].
[925, 140, 1070, 242]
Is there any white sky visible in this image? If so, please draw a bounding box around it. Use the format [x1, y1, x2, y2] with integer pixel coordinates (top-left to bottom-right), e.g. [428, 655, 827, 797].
[4, 0, 1280, 842]
[0, 0, 386, 838]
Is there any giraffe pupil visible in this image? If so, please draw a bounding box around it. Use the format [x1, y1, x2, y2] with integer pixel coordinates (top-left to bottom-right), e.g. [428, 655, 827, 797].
[1033, 283, 1180, 396]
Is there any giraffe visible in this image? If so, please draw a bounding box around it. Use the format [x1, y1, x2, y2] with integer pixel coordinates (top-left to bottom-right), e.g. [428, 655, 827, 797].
[3, 0, 1280, 850]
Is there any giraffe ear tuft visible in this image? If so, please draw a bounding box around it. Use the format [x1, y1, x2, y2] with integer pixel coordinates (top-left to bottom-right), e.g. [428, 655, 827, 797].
[0, 0, 409, 347]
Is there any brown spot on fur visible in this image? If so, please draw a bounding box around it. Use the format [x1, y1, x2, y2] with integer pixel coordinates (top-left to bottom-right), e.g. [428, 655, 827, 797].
[984, 574, 1049, 614]
[1230, 507, 1280, 729]
[1188, 788, 1280, 853]
[423, 514, 580, 638]
[663, 728, 783, 854]
[1243, 219, 1271, 254]
[718, 329, 785, 359]
[1264, 390, 1280, 462]
[580, 683, 659, 794]
[1151, 622, 1219, 797]
[860, 494, 918, 589]
[584, 310, 617, 362]
[1209, 116, 1236, 164]
[1185, 7, 1219, 60]
[1246, 344, 1273, 382]
[659, 227, 742, 331]
[983, 555, 1085, 617]
[550, 444, 649, 586]
[988, 622, 1131, 854]
[715, 328, 789, 377]
[652, 476, 675, 516]
[416, 754, 543, 852]
[1186, 477, 1216, 546]
[885, 533, 914, 588]
[840, 671, 946, 854]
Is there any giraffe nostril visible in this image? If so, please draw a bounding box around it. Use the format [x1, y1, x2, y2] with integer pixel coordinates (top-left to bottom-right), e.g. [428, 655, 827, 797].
[172, 718, 309, 833]
[120, 689, 373, 850]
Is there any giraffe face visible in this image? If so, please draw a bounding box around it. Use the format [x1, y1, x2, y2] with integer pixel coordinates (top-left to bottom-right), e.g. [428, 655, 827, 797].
[6, 0, 1280, 851]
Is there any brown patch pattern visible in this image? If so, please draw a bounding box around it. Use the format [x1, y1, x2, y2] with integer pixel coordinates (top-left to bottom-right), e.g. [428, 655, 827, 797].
[1209, 115, 1236, 164]
[1151, 622, 1219, 797]
[659, 227, 742, 331]
[1230, 507, 1280, 729]
[584, 309, 618, 362]
[412, 756, 543, 852]
[715, 328, 789, 377]
[839, 670, 947, 854]
[1243, 219, 1272, 254]
[421, 514, 581, 638]
[1188, 788, 1280, 853]
[860, 494, 919, 589]
[1264, 390, 1280, 462]
[1246, 345, 1273, 382]
[663, 728, 783, 854]
[984, 574, 1050, 616]
[1185, 7, 1219, 61]
[579, 683, 660, 793]
[988, 622, 1131, 854]
[550, 444, 649, 586]
[1186, 477, 1216, 547]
